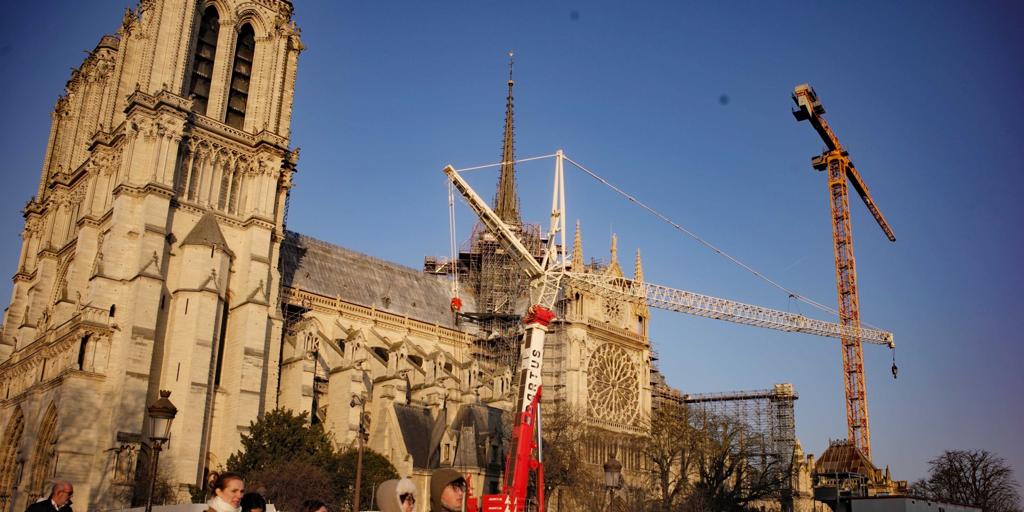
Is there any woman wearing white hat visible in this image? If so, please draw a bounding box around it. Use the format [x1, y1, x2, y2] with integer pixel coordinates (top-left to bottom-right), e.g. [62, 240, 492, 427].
[374, 477, 417, 512]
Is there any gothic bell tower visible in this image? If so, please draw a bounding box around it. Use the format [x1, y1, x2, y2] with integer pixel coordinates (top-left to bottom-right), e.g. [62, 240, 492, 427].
[0, 1, 302, 508]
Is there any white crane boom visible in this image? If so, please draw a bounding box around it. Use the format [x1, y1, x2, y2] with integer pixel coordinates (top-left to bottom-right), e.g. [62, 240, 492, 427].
[567, 272, 894, 346]
[444, 164, 546, 280]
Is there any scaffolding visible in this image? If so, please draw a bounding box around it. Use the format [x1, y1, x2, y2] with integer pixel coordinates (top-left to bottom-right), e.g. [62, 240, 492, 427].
[459, 222, 543, 369]
[684, 383, 799, 509]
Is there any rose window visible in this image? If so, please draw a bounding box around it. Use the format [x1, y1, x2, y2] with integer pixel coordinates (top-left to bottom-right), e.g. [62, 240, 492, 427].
[603, 298, 623, 323]
[587, 343, 639, 424]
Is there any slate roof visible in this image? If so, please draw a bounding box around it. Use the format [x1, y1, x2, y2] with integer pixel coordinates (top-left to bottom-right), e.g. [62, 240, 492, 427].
[394, 404, 438, 469]
[450, 403, 505, 468]
[280, 231, 474, 329]
[181, 213, 233, 256]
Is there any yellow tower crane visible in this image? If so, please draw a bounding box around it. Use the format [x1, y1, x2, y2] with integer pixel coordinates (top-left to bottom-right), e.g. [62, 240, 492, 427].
[792, 84, 896, 461]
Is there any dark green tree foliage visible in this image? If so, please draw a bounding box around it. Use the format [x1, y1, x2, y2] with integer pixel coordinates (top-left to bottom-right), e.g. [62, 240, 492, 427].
[225, 408, 398, 511]
[912, 450, 1021, 512]
[226, 409, 338, 474]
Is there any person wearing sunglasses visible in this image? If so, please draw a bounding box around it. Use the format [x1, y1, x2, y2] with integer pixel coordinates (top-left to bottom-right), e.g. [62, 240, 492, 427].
[375, 478, 417, 512]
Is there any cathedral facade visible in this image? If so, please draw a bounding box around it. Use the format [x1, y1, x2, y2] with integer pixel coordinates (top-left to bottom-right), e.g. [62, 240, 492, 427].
[0, 0, 300, 509]
[0, 1, 656, 511]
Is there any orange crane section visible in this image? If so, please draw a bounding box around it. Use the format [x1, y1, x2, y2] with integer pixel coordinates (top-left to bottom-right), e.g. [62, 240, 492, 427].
[792, 84, 895, 461]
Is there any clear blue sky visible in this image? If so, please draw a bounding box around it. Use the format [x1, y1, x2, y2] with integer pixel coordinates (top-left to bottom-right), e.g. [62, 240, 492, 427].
[1, 1, 1022, 485]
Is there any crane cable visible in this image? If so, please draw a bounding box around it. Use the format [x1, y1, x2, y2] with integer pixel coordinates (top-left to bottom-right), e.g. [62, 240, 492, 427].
[447, 180, 461, 311]
[561, 154, 883, 329]
[563, 155, 898, 374]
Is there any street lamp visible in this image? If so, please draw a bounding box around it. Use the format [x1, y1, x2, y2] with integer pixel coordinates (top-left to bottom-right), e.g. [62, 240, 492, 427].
[603, 453, 622, 511]
[350, 394, 369, 512]
[146, 390, 177, 512]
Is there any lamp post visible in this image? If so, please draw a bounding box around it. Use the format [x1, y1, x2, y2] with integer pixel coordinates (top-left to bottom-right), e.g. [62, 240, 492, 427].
[603, 453, 622, 512]
[350, 394, 368, 512]
[146, 390, 177, 512]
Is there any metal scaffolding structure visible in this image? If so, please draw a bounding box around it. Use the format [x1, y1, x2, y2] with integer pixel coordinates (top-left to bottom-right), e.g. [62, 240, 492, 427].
[684, 384, 799, 508]
[456, 222, 544, 372]
[684, 384, 797, 462]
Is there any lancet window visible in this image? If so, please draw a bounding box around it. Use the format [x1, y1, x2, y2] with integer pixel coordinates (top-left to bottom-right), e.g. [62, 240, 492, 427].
[188, 6, 220, 115]
[225, 24, 255, 129]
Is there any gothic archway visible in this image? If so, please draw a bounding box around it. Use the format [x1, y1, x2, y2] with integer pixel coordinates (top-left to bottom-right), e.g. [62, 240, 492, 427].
[27, 404, 58, 501]
[0, 409, 26, 510]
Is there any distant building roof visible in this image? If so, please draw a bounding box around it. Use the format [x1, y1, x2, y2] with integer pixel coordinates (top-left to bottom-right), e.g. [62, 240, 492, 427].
[280, 231, 474, 329]
[816, 440, 878, 478]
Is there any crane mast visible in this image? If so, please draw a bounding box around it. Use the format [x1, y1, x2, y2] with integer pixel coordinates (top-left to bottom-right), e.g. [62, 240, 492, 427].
[792, 84, 896, 461]
[443, 151, 894, 511]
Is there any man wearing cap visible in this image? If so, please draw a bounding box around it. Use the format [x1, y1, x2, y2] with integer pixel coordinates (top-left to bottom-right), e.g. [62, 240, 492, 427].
[429, 468, 466, 512]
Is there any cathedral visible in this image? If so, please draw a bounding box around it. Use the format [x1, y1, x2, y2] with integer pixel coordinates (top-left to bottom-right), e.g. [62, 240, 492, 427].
[0, 1, 659, 511]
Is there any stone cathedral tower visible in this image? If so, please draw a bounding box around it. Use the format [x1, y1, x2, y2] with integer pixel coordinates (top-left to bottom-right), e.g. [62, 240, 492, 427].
[0, 1, 302, 510]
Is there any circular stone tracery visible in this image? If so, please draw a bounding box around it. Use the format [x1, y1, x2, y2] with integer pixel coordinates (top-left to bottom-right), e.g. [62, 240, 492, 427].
[603, 298, 623, 323]
[587, 343, 639, 424]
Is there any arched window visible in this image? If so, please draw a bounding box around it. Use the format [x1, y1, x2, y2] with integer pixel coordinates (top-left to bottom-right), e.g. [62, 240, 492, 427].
[217, 165, 231, 210]
[228, 166, 242, 214]
[225, 24, 255, 129]
[188, 6, 220, 115]
[28, 404, 58, 501]
[78, 334, 91, 370]
[0, 409, 26, 500]
[187, 153, 202, 201]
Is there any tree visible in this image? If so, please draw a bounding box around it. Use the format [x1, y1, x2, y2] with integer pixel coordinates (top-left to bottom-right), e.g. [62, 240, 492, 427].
[684, 411, 788, 512]
[226, 409, 338, 475]
[540, 401, 592, 509]
[247, 459, 337, 512]
[225, 408, 398, 512]
[120, 461, 180, 507]
[641, 401, 698, 512]
[336, 448, 399, 509]
[912, 449, 1021, 512]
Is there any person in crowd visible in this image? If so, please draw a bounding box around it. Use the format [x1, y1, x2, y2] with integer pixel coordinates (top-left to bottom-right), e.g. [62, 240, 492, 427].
[207, 472, 244, 512]
[298, 499, 327, 512]
[25, 481, 73, 512]
[429, 469, 466, 512]
[374, 478, 417, 512]
[239, 493, 266, 512]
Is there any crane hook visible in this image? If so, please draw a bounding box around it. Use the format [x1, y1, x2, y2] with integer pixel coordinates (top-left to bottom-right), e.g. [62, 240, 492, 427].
[891, 348, 898, 380]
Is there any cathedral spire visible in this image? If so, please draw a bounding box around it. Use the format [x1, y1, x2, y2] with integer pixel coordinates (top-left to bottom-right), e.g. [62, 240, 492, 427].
[572, 220, 584, 270]
[606, 233, 623, 277]
[634, 248, 644, 283]
[494, 51, 521, 226]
